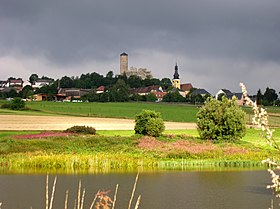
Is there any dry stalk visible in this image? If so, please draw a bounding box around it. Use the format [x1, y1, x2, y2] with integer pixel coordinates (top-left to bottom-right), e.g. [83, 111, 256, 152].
[46, 175, 49, 209]
[128, 173, 139, 209]
[134, 195, 141, 209]
[89, 190, 100, 209]
[64, 190, 69, 209]
[45, 175, 57, 209]
[80, 188, 86, 209]
[49, 176, 57, 209]
[112, 184, 119, 209]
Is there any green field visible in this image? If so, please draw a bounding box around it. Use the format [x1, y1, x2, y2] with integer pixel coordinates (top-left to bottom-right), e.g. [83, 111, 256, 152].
[1, 100, 280, 126]
[25, 101, 199, 122]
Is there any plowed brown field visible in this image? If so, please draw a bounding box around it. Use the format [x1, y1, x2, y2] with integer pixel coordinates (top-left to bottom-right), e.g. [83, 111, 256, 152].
[0, 115, 196, 130]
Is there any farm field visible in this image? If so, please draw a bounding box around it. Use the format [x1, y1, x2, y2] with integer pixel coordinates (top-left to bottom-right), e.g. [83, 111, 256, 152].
[1, 100, 280, 126]
[0, 114, 196, 130]
[25, 101, 199, 122]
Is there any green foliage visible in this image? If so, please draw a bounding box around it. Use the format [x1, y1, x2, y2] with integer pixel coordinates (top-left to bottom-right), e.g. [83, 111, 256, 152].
[65, 126, 96, 135]
[134, 109, 165, 137]
[10, 97, 26, 110]
[162, 90, 186, 102]
[109, 79, 129, 102]
[196, 97, 246, 141]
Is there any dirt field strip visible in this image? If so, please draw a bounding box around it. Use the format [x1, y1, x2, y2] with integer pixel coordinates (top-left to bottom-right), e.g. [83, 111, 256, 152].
[0, 114, 196, 131]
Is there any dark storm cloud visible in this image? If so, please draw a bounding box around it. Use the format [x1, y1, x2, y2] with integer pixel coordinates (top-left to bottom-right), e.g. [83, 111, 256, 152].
[0, 0, 279, 93]
[1, 0, 279, 62]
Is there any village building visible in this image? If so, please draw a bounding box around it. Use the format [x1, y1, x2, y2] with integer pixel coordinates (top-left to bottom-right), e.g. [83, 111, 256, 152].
[56, 88, 91, 101]
[215, 89, 244, 105]
[32, 79, 53, 89]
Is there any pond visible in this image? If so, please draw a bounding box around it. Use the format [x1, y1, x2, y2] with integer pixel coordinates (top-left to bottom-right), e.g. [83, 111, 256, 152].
[0, 170, 276, 209]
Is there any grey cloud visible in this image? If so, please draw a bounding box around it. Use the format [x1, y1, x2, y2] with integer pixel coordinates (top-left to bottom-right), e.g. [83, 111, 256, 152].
[0, 0, 279, 93]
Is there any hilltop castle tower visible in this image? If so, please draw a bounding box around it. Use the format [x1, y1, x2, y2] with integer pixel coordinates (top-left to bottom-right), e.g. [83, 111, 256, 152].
[172, 63, 181, 89]
[120, 52, 128, 75]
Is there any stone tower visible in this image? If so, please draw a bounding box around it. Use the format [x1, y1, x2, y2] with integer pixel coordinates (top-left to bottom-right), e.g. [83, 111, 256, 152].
[172, 63, 181, 89]
[120, 52, 128, 75]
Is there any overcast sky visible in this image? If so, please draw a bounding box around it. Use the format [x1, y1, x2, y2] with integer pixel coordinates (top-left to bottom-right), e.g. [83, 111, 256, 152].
[0, 0, 279, 94]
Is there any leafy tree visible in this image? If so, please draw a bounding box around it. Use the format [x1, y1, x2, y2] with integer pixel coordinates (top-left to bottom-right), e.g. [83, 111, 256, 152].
[127, 75, 142, 88]
[20, 85, 33, 99]
[160, 78, 172, 90]
[99, 92, 110, 102]
[29, 74, 39, 84]
[134, 110, 165, 137]
[196, 97, 246, 141]
[146, 93, 157, 102]
[130, 93, 143, 102]
[84, 91, 100, 102]
[109, 79, 129, 102]
[163, 90, 186, 102]
[263, 87, 278, 106]
[104, 71, 115, 87]
[256, 89, 263, 105]
[143, 78, 160, 86]
[189, 94, 204, 105]
[60, 76, 74, 88]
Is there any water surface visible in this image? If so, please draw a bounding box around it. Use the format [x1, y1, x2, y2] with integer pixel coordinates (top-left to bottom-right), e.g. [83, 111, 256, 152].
[0, 170, 275, 209]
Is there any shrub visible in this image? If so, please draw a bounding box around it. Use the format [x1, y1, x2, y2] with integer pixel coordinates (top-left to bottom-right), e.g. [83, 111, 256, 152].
[65, 126, 96, 135]
[10, 97, 26, 110]
[196, 97, 246, 141]
[134, 109, 165, 137]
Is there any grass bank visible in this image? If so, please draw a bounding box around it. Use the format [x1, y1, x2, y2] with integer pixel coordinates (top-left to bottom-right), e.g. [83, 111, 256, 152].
[0, 128, 278, 172]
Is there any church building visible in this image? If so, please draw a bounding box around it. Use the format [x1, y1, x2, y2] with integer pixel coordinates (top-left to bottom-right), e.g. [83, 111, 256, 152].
[172, 63, 193, 95]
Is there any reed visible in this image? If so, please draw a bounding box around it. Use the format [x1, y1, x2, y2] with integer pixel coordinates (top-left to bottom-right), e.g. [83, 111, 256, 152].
[44, 174, 140, 209]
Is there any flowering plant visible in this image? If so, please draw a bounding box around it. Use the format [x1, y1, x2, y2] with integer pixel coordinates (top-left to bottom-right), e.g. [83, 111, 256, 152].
[240, 83, 280, 205]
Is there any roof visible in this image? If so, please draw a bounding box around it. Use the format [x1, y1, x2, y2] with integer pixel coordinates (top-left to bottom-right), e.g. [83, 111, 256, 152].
[9, 79, 23, 83]
[120, 52, 128, 56]
[180, 83, 193, 91]
[132, 86, 162, 94]
[96, 86, 105, 91]
[232, 93, 243, 100]
[191, 89, 211, 96]
[221, 89, 232, 95]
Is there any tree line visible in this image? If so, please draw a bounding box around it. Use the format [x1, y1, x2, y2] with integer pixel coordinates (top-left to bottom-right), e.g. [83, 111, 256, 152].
[1, 71, 279, 106]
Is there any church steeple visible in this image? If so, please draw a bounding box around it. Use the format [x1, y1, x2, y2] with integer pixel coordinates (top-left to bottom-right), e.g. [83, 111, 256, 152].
[173, 63, 180, 79]
[172, 63, 181, 89]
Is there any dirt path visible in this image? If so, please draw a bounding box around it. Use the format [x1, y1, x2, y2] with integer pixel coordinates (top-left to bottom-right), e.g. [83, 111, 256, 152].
[0, 114, 196, 130]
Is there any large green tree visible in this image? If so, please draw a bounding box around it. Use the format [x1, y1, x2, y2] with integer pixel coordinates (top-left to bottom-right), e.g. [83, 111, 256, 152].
[263, 87, 278, 106]
[109, 79, 129, 102]
[196, 97, 246, 141]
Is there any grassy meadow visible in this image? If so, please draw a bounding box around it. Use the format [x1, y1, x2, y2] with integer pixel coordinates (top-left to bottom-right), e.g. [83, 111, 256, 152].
[0, 128, 279, 172]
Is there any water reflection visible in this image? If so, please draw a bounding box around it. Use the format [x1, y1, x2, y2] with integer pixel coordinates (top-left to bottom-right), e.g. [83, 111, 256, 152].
[0, 170, 276, 209]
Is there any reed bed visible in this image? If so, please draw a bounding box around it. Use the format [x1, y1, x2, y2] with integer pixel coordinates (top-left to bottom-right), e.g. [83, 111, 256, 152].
[0, 153, 269, 173]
